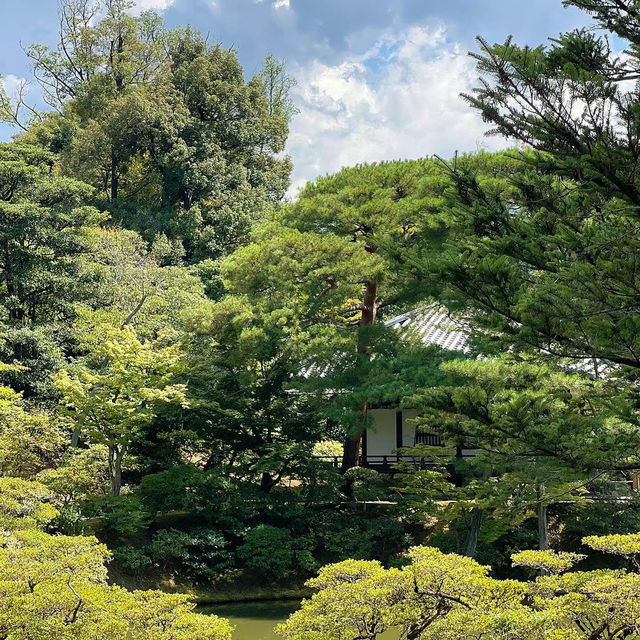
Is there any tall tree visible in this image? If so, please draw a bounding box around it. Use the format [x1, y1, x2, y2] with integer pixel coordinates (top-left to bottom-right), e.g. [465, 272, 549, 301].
[54, 321, 188, 496]
[416, 0, 640, 473]
[181, 295, 329, 494]
[24, 2, 294, 263]
[222, 160, 446, 471]
[0, 143, 104, 325]
[0, 142, 104, 399]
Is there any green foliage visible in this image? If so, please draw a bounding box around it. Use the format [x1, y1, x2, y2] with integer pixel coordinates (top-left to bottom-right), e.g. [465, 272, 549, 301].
[174, 528, 234, 580]
[85, 495, 150, 543]
[3, 4, 640, 635]
[113, 544, 153, 575]
[182, 293, 330, 494]
[0, 477, 59, 531]
[0, 142, 105, 398]
[279, 536, 640, 640]
[278, 546, 517, 640]
[83, 227, 207, 337]
[39, 445, 111, 505]
[138, 465, 206, 514]
[55, 321, 188, 495]
[220, 159, 452, 470]
[0, 526, 233, 639]
[309, 510, 413, 564]
[0, 143, 105, 325]
[583, 532, 640, 564]
[312, 440, 343, 459]
[511, 549, 585, 574]
[418, 0, 640, 474]
[25, 3, 293, 263]
[113, 526, 235, 582]
[238, 525, 295, 580]
[0, 385, 66, 477]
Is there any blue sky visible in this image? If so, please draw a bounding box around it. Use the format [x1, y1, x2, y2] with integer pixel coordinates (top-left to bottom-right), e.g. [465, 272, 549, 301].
[0, 0, 590, 194]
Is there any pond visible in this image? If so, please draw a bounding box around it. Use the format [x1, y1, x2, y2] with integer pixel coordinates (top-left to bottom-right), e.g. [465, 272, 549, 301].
[202, 600, 399, 640]
[200, 600, 301, 640]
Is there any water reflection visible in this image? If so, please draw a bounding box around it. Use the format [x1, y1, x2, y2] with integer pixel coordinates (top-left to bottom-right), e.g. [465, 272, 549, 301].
[200, 600, 301, 640]
[202, 600, 399, 640]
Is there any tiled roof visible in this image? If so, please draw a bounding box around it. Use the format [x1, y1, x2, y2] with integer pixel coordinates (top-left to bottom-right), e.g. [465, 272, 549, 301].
[384, 305, 470, 353]
[385, 304, 603, 377]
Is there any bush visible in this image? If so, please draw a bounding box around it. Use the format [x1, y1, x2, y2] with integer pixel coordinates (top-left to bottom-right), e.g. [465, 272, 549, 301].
[181, 528, 234, 581]
[138, 465, 205, 514]
[113, 545, 152, 575]
[146, 527, 233, 582]
[237, 525, 294, 580]
[147, 528, 191, 570]
[51, 505, 88, 536]
[83, 495, 150, 542]
[321, 512, 413, 563]
[344, 466, 388, 502]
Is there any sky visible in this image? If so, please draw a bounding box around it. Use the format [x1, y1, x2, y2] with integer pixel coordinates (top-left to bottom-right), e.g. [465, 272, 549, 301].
[0, 0, 591, 196]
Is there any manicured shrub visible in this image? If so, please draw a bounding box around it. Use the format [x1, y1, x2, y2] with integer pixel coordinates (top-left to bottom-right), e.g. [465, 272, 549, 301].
[113, 545, 152, 575]
[237, 525, 295, 580]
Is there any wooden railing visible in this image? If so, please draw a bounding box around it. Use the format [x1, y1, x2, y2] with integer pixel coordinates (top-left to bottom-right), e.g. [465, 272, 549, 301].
[414, 432, 444, 446]
[311, 452, 474, 472]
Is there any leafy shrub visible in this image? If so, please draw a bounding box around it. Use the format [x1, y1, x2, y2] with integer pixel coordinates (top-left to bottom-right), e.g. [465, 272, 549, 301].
[320, 513, 413, 563]
[344, 466, 388, 501]
[146, 527, 233, 582]
[83, 495, 150, 542]
[237, 525, 294, 580]
[146, 528, 191, 569]
[138, 465, 205, 514]
[113, 545, 152, 575]
[237, 525, 319, 580]
[181, 528, 234, 580]
[51, 505, 88, 536]
[292, 534, 319, 574]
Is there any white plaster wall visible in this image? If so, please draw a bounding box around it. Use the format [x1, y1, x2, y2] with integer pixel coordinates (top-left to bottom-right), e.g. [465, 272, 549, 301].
[402, 409, 418, 448]
[366, 409, 397, 456]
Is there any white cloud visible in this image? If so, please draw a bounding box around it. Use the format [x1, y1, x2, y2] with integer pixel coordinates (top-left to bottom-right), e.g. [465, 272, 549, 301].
[286, 25, 506, 198]
[1, 74, 28, 100]
[273, 0, 290, 8]
[132, 0, 176, 12]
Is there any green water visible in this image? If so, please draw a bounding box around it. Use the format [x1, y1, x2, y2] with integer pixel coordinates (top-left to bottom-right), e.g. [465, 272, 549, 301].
[201, 600, 301, 640]
[202, 600, 398, 640]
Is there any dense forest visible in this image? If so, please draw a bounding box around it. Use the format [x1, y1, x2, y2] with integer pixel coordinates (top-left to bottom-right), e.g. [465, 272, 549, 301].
[3, 0, 640, 638]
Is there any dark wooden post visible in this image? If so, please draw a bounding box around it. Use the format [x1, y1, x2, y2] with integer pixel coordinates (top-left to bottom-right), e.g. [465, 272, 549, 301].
[395, 410, 403, 450]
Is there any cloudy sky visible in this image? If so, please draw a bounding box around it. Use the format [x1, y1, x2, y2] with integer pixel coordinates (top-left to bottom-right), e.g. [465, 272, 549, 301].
[0, 0, 590, 196]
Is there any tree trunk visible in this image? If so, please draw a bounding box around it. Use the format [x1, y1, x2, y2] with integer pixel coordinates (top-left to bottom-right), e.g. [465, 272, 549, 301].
[181, 187, 193, 210]
[538, 483, 549, 550]
[340, 280, 378, 474]
[340, 432, 362, 473]
[464, 509, 482, 557]
[108, 445, 124, 497]
[260, 472, 275, 493]
[110, 150, 119, 201]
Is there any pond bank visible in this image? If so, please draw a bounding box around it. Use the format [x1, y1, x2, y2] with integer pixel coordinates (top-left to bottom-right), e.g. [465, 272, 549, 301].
[110, 567, 312, 604]
[188, 583, 311, 605]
